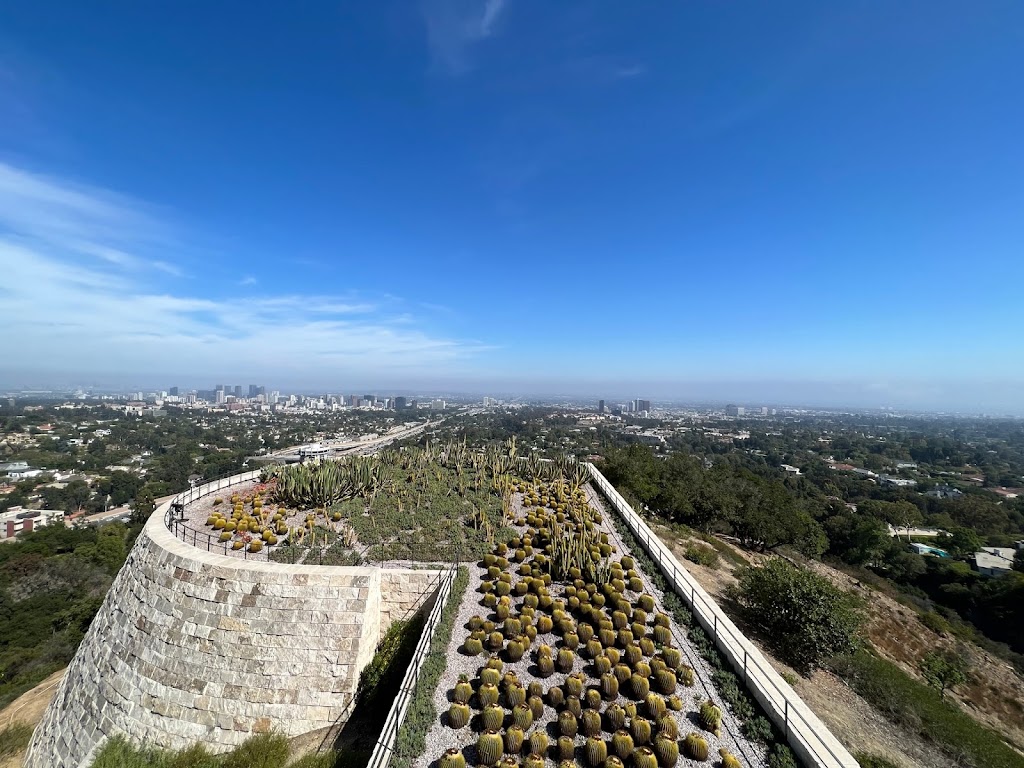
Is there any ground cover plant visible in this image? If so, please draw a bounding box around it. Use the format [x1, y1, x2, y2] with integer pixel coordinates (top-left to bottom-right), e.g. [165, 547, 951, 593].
[412, 467, 766, 768]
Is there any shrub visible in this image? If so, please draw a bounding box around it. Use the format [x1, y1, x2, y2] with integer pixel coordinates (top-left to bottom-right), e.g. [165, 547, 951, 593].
[0, 723, 33, 760]
[683, 544, 720, 570]
[741, 715, 773, 744]
[220, 733, 291, 768]
[854, 754, 901, 768]
[728, 557, 863, 673]
[919, 610, 951, 635]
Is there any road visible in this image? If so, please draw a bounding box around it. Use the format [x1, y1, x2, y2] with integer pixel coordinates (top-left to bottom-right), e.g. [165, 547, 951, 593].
[75, 493, 177, 526]
[263, 418, 438, 462]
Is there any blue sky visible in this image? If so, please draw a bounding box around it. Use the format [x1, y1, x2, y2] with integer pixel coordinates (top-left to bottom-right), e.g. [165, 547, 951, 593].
[1, 2, 1023, 411]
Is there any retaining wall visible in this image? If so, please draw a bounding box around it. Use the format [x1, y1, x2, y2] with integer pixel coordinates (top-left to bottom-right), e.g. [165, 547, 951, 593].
[25, 476, 442, 768]
[586, 463, 859, 768]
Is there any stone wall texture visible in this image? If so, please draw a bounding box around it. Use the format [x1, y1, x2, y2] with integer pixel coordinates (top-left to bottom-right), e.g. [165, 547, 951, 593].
[25, 503, 442, 768]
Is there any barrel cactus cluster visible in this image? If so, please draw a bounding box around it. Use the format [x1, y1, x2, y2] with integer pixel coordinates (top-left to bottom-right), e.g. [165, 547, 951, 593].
[437, 477, 744, 768]
[204, 491, 283, 552]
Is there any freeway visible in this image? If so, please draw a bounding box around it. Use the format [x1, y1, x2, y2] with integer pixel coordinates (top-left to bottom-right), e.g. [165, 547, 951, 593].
[262, 418, 438, 463]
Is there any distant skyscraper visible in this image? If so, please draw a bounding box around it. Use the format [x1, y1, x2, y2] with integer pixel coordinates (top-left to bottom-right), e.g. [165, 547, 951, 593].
[257, 386, 265, 396]
[363, 395, 376, 404]
[216, 390, 226, 404]
[394, 396, 407, 410]
[348, 395, 362, 407]
[234, 385, 242, 398]
[216, 384, 224, 392]
[637, 399, 651, 412]
[725, 405, 744, 417]
[598, 399, 605, 413]
[169, 387, 179, 396]
[248, 384, 258, 398]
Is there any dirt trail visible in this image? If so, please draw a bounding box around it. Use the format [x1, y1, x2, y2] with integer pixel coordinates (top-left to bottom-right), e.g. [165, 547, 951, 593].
[0, 669, 64, 768]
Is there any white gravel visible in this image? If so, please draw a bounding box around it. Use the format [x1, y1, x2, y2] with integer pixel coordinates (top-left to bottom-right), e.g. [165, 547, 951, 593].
[414, 485, 768, 768]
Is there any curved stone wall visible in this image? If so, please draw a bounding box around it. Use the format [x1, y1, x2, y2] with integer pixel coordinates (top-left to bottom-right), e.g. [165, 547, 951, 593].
[25, 499, 442, 768]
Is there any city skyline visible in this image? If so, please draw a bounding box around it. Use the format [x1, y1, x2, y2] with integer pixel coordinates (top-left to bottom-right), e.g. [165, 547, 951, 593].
[1, 3, 1023, 412]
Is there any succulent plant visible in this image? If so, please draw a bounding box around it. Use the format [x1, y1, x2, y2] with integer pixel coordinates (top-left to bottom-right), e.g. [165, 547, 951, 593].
[463, 635, 483, 657]
[565, 696, 583, 719]
[612, 610, 629, 630]
[594, 655, 613, 675]
[537, 654, 555, 678]
[612, 663, 632, 685]
[630, 622, 647, 640]
[558, 710, 578, 738]
[645, 694, 667, 721]
[653, 735, 679, 768]
[506, 639, 525, 662]
[528, 731, 548, 757]
[649, 623, 671, 644]
[624, 644, 643, 668]
[482, 703, 505, 731]
[557, 648, 575, 673]
[661, 647, 681, 669]
[654, 668, 677, 695]
[639, 594, 655, 612]
[547, 685, 564, 708]
[439, 748, 466, 768]
[578, 706, 600, 735]
[628, 577, 644, 592]
[666, 695, 683, 712]
[605, 647, 621, 666]
[523, 754, 545, 768]
[537, 615, 553, 633]
[632, 746, 659, 768]
[585, 688, 603, 710]
[605, 756, 626, 768]
[488, 631, 506, 651]
[718, 748, 741, 768]
[585, 736, 608, 767]
[599, 628, 617, 648]
[479, 683, 500, 707]
[604, 703, 626, 732]
[578, 623, 595, 644]
[630, 716, 653, 745]
[477, 731, 504, 767]
[617, 629, 635, 648]
[623, 701, 638, 720]
[698, 701, 722, 736]
[448, 702, 471, 729]
[629, 674, 651, 700]
[634, 661, 652, 679]
[611, 729, 634, 759]
[677, 666, 694, 687]
[505, 725, 526, 755]
[565, 673, 585, 699]
[683, 733, 708, 762]
[554, 737, 574, 761]
[481, 668, 502, 687]
[655, 715, 678, 741]
[504, 617, 523, 637]
[527, 695, 544, 721]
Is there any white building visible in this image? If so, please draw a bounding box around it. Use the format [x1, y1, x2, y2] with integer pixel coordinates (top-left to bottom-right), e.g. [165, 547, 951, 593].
[973, 547, 1017, 577]
[1, 506, 65, 539]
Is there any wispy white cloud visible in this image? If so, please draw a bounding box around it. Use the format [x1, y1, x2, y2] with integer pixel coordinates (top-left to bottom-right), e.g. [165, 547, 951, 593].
[0, 161, 487, 380]
[422, 0, 507, 74]
[239, 275, 258, 286]
[614, 64, 646, 80]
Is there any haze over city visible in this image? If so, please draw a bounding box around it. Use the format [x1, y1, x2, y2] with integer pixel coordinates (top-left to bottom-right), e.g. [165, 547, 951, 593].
[1, 2, 1023, 412]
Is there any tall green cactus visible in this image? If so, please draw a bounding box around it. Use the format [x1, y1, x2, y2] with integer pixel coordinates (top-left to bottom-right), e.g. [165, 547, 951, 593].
[585, 737, 608, 767]
[477, 731, 504, 767]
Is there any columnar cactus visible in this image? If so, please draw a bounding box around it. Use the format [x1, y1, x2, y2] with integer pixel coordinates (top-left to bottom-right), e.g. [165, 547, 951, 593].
[653, 625, 673, 647]
[439, 748, 466, 768]
[506, 639, 525, 662]
[631, 746, 659, 768]
[481, 667, 501, 687]
[656, 715, 678, 741]
[624, 644, 643, 667]
[564, 630, 580, 650]
[565, 673, 585, 699]
[653, 735, 679, 768]
[507, 684, 527, 708]
[505, 725, 525, 755]
[595, 655, 613, 675]
[683, 733, 709, 761]
[566, 696, 583, 719]
[537, 654, 555, 678]
[585, 736, 608, 767]
[448, 702, 471, 729]
[585, 688, 603, 711]
[477, 731, 504, 767]
[613, 664, 632, 684]
[482, 704, 505, 731]
[557, 648, 575, 673]
[662, 647, 682, 669]
[639, 637, 656, 657]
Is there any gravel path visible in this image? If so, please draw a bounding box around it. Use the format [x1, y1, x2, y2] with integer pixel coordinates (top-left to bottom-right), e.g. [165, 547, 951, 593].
[415, 484, 767, 768]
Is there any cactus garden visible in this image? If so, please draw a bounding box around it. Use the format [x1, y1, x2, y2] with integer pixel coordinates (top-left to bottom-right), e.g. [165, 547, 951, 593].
[413, 471, 767, 768]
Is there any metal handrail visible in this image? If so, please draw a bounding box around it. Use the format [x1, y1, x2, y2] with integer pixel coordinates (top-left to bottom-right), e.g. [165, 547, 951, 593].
[366, 565, 459, 768]
[585, 464, 859, 768]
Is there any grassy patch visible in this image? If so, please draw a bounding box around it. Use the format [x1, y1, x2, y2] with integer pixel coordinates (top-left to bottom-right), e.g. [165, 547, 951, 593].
[0, 722, 33, 759]
[90, 733, 289, 768]
[830, 649, 1024, 768]
[682, 542, 721, 569]
[392, 567, 470, 768]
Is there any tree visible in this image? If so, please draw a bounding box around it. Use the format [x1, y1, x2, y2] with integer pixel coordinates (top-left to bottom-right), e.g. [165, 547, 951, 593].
[1015, 549, 1024, 573]
[936, 527, 983, 558]
[825, 513, 890, 566]
[728, 557, 864, 673]
[130, 489, 156, 525]
[919, 649, 968, 699]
